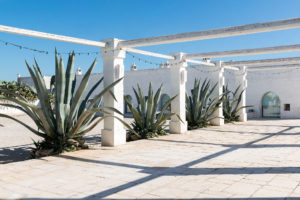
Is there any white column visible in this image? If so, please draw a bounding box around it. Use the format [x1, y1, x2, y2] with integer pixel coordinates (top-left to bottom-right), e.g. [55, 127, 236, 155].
[235, 66, 248, 122]
[101, 38, 126, 146]
[210, 60, 225, 126]
[169, 53, 188, 134]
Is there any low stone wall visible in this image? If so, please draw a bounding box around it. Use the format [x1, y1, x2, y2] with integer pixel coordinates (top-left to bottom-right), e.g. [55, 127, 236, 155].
[0, 100, 39, 116]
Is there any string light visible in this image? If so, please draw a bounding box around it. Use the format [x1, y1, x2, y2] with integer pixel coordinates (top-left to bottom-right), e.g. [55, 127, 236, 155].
[126, 52, 162, 67]
[0, 39, 100, 56]
[2, 39, 299, 77]
[126, 52, 219, 69]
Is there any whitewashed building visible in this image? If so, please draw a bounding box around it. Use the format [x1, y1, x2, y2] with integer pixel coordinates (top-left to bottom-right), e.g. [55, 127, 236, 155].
[5, 17, 300, 146]
[18, 64, 300, 119]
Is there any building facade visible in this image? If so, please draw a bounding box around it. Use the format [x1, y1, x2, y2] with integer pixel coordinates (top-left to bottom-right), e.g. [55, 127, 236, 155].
[18, 66, 300, 119]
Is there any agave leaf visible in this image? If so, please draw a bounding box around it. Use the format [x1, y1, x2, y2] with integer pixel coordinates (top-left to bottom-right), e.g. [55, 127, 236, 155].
[55, 56, 66, 134]
[0, 88, 29, 102]
[76, 77, 104, 128]
[154, 113, 175, 129]
[156, 95, 177, 123]
[145, 83, 153, 128]
[234, 105, 253, 114]
[133, 87, 142, 115]
[71, 106, 122, 135]
[0, 95, 56, 136]
[0, 113, 46, 138]
[77, 116, 107, 136]
[67, 59, 97, 129]
[79, 77, 104, 115]
[64, 52, 75, 105]
[81, 78, 123, 129]
[0, 102, 44, 131]
[88, 77, 123, 109]
[124, 95, 142, 127]
[29, 63, 56, 130]
[150, 84, 162, 125]
[137, 84, 145, 122]
[113, 116, 140, 138]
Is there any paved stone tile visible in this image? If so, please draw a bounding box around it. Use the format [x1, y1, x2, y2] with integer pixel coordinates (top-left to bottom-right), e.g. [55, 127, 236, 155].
[252, 185, 292, 197]
[224, 182, 261, 196]
[1, 119, 300, 199]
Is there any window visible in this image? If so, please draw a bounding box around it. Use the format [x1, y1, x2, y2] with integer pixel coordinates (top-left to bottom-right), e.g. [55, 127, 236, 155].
[124, 95, 132, 113]
[160, 94, 171, 112]
[284, 104, 290, 111]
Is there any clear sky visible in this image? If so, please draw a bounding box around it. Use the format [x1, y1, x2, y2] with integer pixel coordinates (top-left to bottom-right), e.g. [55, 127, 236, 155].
[0, 0, 300, 81]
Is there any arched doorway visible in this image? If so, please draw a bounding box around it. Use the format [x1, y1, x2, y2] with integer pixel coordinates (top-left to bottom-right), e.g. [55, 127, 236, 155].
[262, 92, 280, 118]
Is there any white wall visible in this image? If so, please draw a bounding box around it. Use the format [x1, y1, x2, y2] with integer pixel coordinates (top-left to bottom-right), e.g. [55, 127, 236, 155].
[247, 68, 300, 119]
[18, 76, 52, 90]
[17, 66, 300, 119]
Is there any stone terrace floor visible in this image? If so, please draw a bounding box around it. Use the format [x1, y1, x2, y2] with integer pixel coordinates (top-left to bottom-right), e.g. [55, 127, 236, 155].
[1, 118, 300, 199]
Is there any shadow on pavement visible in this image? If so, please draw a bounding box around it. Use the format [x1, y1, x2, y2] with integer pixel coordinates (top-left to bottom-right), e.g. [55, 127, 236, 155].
[0, 144, 32, 164]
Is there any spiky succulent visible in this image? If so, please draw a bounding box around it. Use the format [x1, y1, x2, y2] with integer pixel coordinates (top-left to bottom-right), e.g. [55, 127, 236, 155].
[0, 51, 122, 156]
[223, 84, 251, 123]
[186, 79, 223, 130]
[123, 83, 180, 140]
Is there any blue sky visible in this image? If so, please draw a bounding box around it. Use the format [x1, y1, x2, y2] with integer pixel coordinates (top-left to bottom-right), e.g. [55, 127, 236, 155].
[0, 0, 300, 81]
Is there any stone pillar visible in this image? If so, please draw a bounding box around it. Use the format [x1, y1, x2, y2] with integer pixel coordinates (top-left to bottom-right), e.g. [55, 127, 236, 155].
[210, 60, 225, 126]
[235, 66, 248, 122]
[169, 53, 188, 134]
[101, 38, 126, 146]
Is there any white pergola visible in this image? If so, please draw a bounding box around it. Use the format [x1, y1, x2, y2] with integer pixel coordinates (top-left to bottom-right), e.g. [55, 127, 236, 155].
[1, 17, 300, 146]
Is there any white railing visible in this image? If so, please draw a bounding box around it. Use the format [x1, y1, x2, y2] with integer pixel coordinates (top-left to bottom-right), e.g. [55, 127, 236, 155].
[0, 100, 39, 115]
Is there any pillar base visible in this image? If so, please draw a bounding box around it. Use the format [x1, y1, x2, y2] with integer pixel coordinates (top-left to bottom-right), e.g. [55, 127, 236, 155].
[210, 118, 224, 126]
[170, 120, 188, 134]
[101, 129, 126, 147]
[238, 113, 247, 122]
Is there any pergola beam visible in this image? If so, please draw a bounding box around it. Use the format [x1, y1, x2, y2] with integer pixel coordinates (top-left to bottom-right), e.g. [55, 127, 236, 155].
[119, 17, 300, 48]
[0, 25, 106, 48]
[190, 64, 239, 71]
[247, 63, 300, 71]
[224, 56, 300, 66]
[124, 48, 174, 60]
[124, 48, 216, 66]
[186, 44, 300, 59]
[186, 59, 215, 66]
[224, 66, 240, 71]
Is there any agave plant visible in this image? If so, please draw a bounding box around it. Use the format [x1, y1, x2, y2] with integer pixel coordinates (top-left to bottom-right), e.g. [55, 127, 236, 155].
[0, 52, 122, 157]
[123, 83, 180, 140]
[223, 84, 251, 123]
[186, 79, 223, 130]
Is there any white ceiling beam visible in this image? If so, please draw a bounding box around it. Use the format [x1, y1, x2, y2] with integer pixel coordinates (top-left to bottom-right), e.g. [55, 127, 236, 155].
[124, 48, 174, 59]
[124, 48, 216, 66]
[119, 17, 300, 48]
[186, 44, 300, 59]
[224, 56, 300, 66]
[224, 66, 240, 71]
[0, 25, 106, 47]
[185, 59, 215, 66]
[248, 63, 300, 71]
[189, 64, 239, 71]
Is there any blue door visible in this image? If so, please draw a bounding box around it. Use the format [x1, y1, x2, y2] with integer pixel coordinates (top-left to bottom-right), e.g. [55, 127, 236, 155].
[262, 92, 280, 118]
